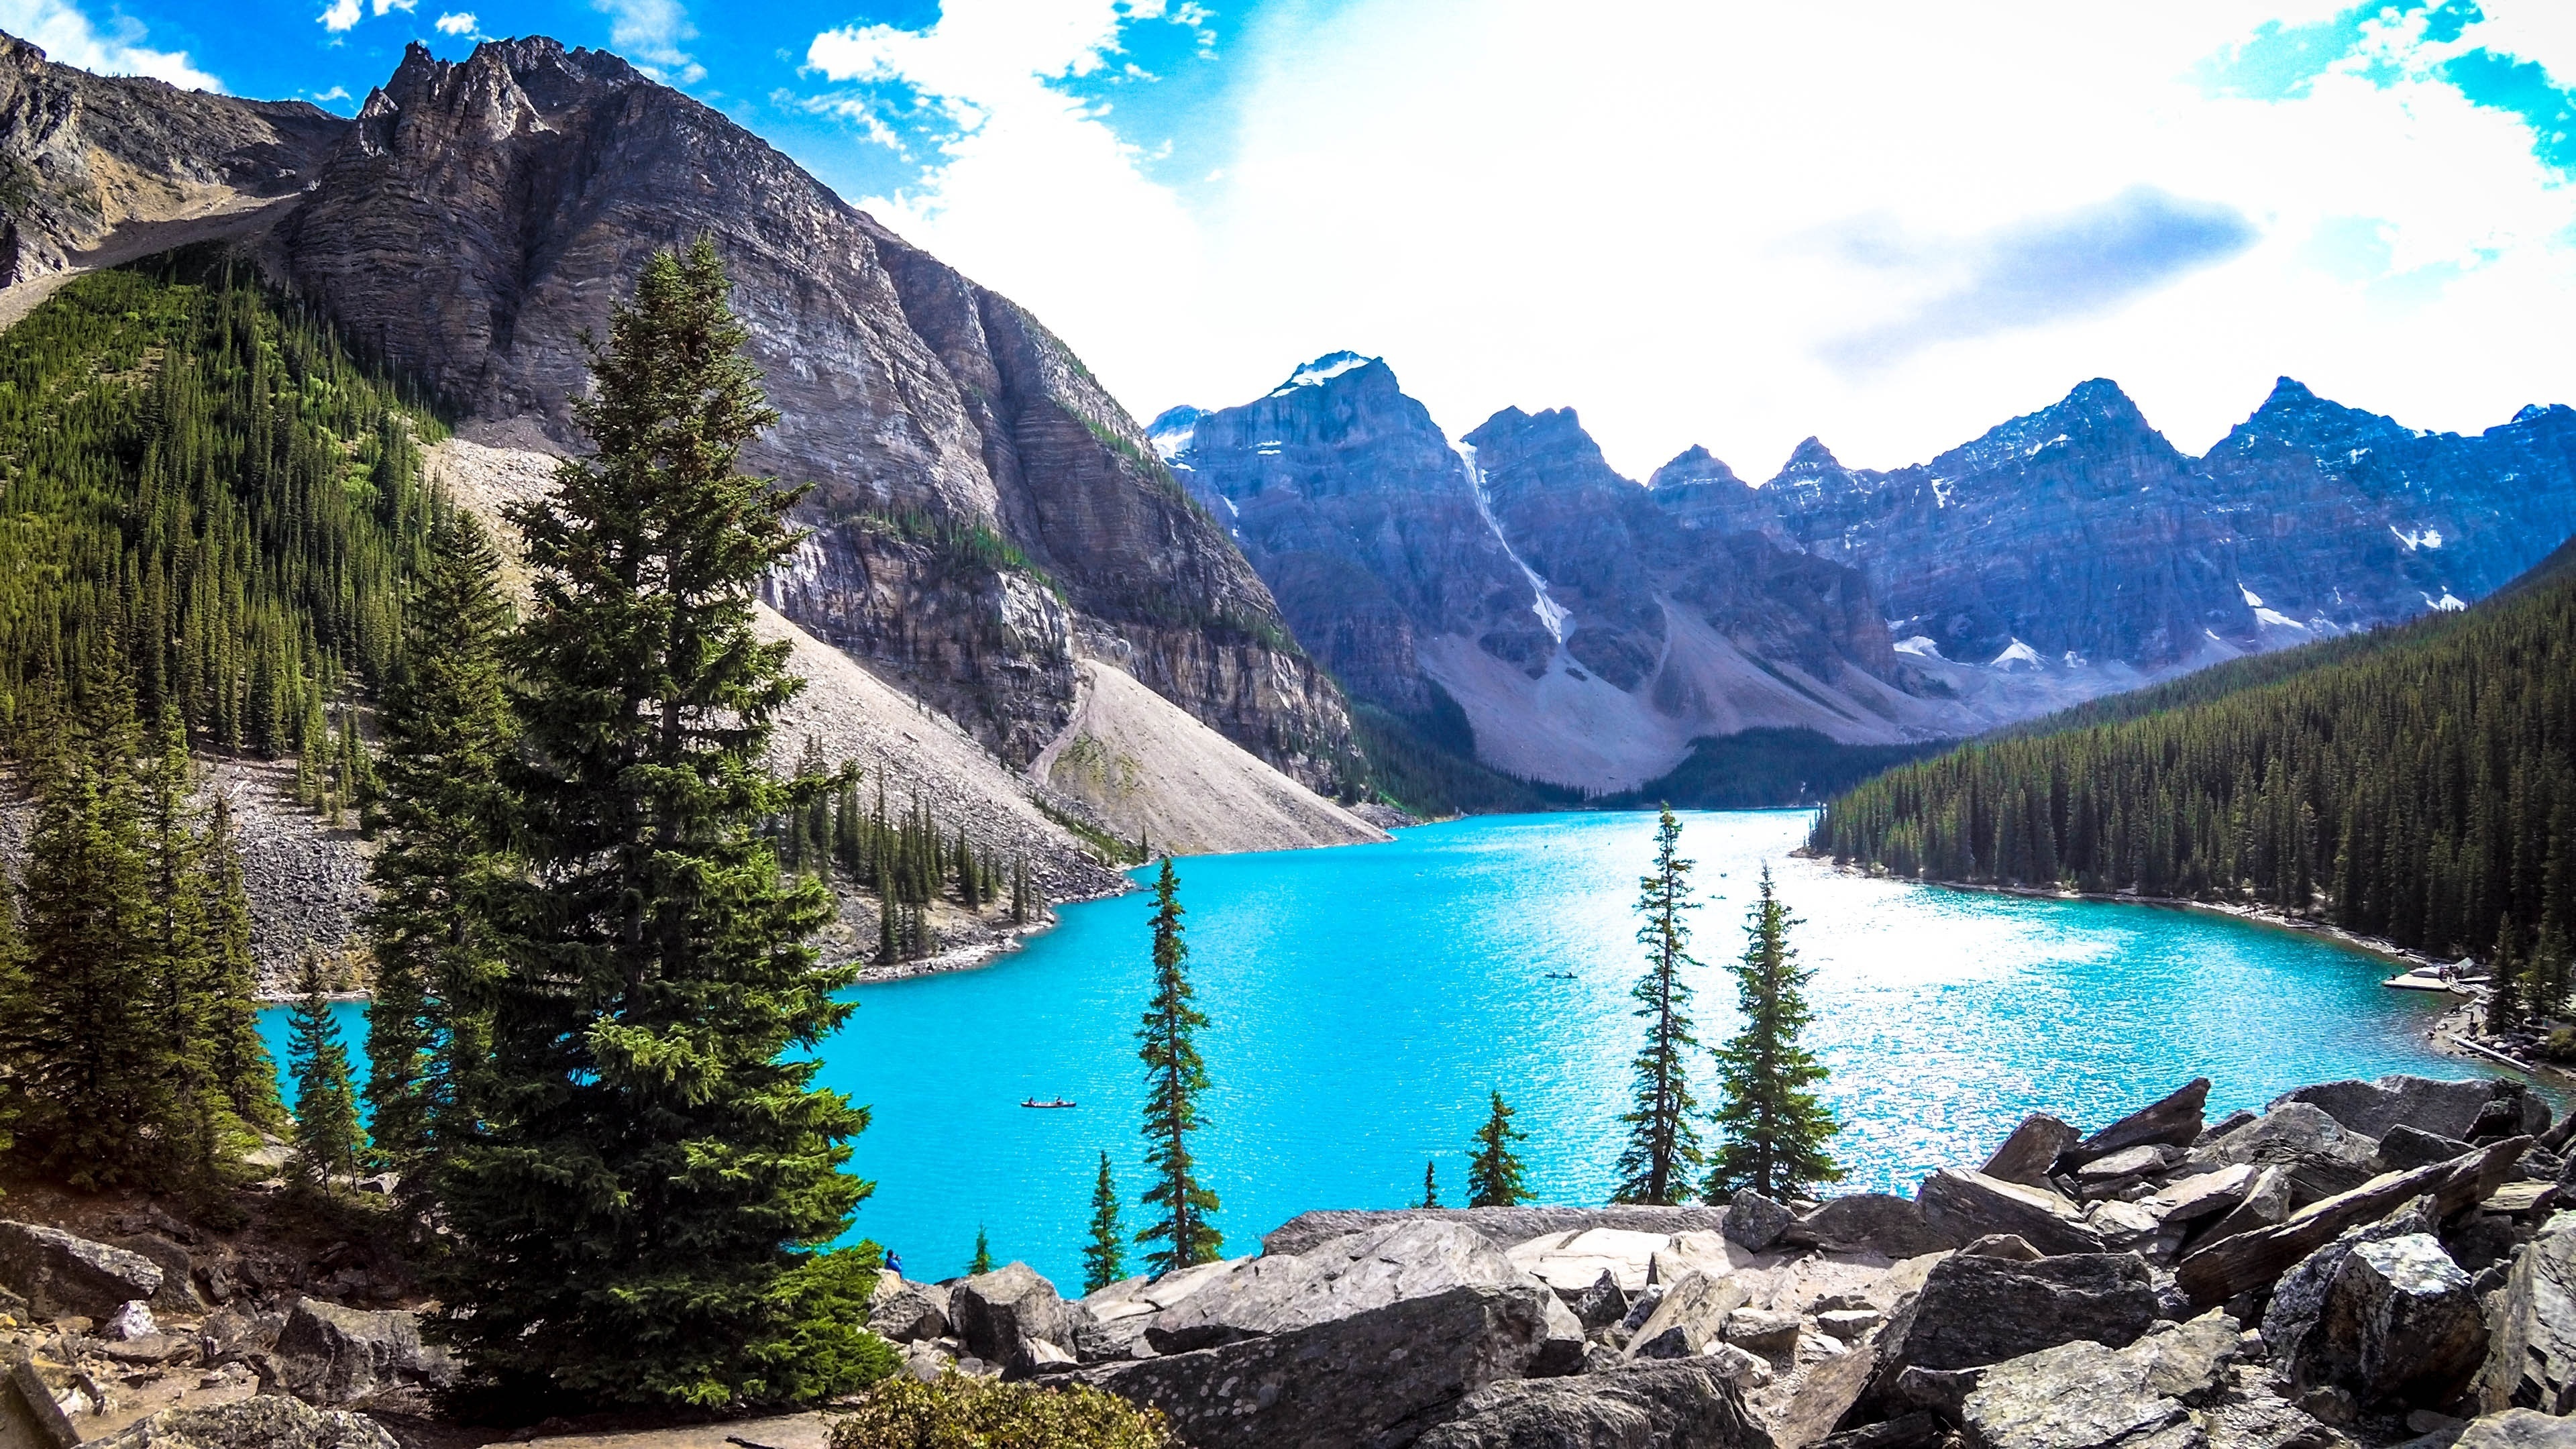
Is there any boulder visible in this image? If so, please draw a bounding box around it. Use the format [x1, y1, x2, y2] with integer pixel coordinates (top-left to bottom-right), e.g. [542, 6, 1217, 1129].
[1953, 1310, 2239, 1449]
[1784, 1194, 1961, 1258]
[1572, 1269, 1627, 1330]
[1819, 1413, 1940, 1449]
[78, 1395, 398, 1448]
[2134, 1163, 2255, 1227]
[2176, 1136, 2526, 1309]
[1959, 1234, 2042, 1262]
[949, 1263, 1075, 1377]
[867, 1277, 953, 1344]
[2380, 1124, 2480, 1174]
[1722, 1306, 1805, 1354]
[1263, 1205, 1728, 1257]
[1506, 1226, 1724, 1295]
[1982, 1114, 2081, 1187]
[2074, 1144, 2182, 1193]
[2265, 1230, 2487, 1411]
[2061, 1079, 2210, 1169]
[272, 1297, 455, 1409]
[1534, 1293, 1586, 1377]
[1917, 1169, 2104, 1256]
[2469, 1209, 2576, 1414]
[113, 1235, 208, 1314]
[1079, 1223, 1564, 1449]
[1817, 1309, 1881, 1340]
[2188, 1103, 2383, 1205]
[1414, 1359, 1772, 1449]
[2272, 1075, 2525, 1144]
[1704, 1342, 1772, 1391]
[104, 1301, 157, 1340]
[2438, 1410, 2576, 1447]
[1774, 1338, 1878, 1449]
[0, 1220, 163, 1320]
[2082, 1199, 2184, 1267]
[1853, 1252, 2159, 1422]
[2192, 1164, 2292, 1250]
[1628, 1270, 1750, 1359]
[1724, 1191, 1794, 1252]
[2196, 1109, 2257, 1146]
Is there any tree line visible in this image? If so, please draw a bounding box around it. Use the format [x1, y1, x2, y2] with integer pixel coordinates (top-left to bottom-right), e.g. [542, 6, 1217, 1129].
[1808, 551, 2576, 1006]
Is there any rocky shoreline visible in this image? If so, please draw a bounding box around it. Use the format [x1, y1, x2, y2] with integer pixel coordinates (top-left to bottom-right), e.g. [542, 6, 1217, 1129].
[13, 1069, 2576, 1446]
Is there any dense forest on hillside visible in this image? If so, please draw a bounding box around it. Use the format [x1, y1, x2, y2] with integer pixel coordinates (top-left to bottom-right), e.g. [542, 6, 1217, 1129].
[0, 246, 441, 756]
[1809, 547, 2576, 963]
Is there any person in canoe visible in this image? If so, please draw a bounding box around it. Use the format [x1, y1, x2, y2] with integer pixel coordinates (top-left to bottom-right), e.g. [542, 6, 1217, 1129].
[1022, 1096, 1077, 1108]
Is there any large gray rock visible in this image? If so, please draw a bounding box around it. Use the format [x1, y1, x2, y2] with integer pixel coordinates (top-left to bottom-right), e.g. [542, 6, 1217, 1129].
[2379, 1124, 2480, 1174]
[1854, 1252, 2159, 1422]
[1627, 1271, 1750, 1360]
[2134, 1163, 2255, 1228]
[2438, 1411, 2576, 1448]
[0, 1220, 162, 1320]
[1917, 1169, 2105, 1256]
[1981, 1114, 2080, 1187]
[2188, 1102, 2382, 1205]
[949, 1263, 1075, 1377]
[1952, 1310, 2239, 1449]
[1784, 1195, 1961, 1258]
[113, 1236, 207, 1314]
[1725, 1191, 1795, 1252]
[273, 1297, 455, 1409]
[2470, 1210, 2576, 1414]
[1080, 1223, 1564, 1449]
[80, 1395, 397, 1449]
[2062, 1078, 2210, 1169]
[2265, 1229, 2487, 1411]
[1415, 1360, 1772, 1449]
[867, 1277, 953, 1344]
[2272, 1075, 2528, 1144]
[2192, 1164, 2293, 1251]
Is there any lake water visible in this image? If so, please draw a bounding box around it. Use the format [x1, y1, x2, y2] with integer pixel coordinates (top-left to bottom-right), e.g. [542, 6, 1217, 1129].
[263, 809, 2500, 1292]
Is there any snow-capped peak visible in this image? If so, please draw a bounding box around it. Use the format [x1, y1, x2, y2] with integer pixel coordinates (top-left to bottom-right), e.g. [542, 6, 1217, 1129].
[1988, 638, 2045, 670]
[1267, 351, 1378, 397]
[1146, 406, 1203, 464]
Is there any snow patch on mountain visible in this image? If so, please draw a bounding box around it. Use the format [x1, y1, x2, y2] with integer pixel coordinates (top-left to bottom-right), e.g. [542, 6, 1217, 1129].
[1267, 351, 1376, 397]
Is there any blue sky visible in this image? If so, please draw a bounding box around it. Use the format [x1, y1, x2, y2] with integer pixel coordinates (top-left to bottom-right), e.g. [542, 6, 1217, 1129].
[17, 0, 2576, 477]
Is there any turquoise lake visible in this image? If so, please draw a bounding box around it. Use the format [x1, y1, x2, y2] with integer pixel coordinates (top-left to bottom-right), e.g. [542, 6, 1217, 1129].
[263, 809, 2500, 1293]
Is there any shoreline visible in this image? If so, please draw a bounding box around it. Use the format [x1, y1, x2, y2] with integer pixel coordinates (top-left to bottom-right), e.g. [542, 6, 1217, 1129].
[1837, 866, 2576, 1093]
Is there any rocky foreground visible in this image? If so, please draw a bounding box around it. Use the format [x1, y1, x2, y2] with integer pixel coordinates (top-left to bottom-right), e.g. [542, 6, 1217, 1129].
[11, 1073, 2576, 1447]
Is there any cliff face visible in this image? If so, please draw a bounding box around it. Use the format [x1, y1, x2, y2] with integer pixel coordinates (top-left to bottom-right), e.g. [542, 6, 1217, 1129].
[1684, 377, 2576, 672]
[0, 34, 343, 283]
[268, 39, 1352, 789]
[1164, 356, 1937, 792]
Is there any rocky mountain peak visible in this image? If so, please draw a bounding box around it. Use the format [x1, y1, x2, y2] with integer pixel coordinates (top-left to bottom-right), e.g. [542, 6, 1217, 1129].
[1646, 443, 1742, 490]
[1462, 406, 1618, 488]
[1267, 350, 1383, 397]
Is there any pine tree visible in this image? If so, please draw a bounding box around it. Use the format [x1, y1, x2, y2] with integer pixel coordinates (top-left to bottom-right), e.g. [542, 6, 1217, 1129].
[133, 712, 233, 1187]
[2532, 916, 2572, 1023]
[1136, 859, 1222, 1273]
[199, 798, 281, 1130]
[970, 1226, 994, 1277]
[1705, 866, 1843, 1201]
[1614, 806, 1702, 1205]
[364, 511, 517, 1185]
[1083, 1152, 1126, 1295]
[286, 953, 362, 1189]
[1417, 1160, 1440, 1208]
[433, 239, 887, 1412]
[1466, 1089, 1531, 1207]
[2489, 916, 2526, 1035]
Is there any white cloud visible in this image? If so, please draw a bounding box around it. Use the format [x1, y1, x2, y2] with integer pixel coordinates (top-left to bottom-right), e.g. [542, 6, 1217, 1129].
[595, 0, 704, 86]
[810, 0, 2576, 484]
[434, 10, 476, 36]
[0, 0, 221, 87]
[372, 0, 417, 14]
[318, 0, 359, 32]
[806, 0, 1207, 386]
[313, 84, 351, 102]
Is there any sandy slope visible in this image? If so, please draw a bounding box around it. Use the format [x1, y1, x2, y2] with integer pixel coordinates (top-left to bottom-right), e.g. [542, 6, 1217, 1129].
[1029, 660, 1389, 857]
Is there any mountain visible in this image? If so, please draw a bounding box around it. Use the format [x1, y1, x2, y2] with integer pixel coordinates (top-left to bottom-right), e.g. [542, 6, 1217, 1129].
[1158, 356, 1988, 794]
[1675, 376, 2576, 674]
[1811, 537, 2576, 967]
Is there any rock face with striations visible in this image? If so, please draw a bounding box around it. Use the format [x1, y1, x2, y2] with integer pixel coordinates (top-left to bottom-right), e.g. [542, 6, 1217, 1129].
[266, 38, 1351, 792]
[0, 34, 343, 285]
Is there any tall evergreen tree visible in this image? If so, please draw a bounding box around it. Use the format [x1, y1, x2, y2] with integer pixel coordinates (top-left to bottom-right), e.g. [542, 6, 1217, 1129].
[970, 1227, 994, 1277]
[2489, 917, 2527, 1034]
[199, 798, 282, 1130]
[431, 239, 887, 1411]
[1083, 1152, 1126, 1295]
[286, 953, 362, 1188]
[1466, 1089, 1531, 1208]
[1136, 859, 1222, 1273]
[1614, 806, 1702, 1205]
[1417, 1160, 1440, 1209]
[1704, 867, 1843, 1200]
[364, 511, 517, 1184]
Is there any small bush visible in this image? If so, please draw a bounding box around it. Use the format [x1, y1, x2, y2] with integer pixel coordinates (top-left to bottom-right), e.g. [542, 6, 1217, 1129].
[830, 1372, 1175, 1449]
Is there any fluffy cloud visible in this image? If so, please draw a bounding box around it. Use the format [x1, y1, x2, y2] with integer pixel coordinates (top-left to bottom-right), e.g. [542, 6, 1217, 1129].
[810, 0, 2576, 479]
[0, 0, 220, 88]
[319, 0, 359, 33]
[372, 0, 418, 15]
[595, 0, 703, 86]
[435, 11, 476, 36]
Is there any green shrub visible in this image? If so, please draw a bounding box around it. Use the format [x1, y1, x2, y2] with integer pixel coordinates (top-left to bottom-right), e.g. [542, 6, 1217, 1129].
[830, 1373, 1175, 1449]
